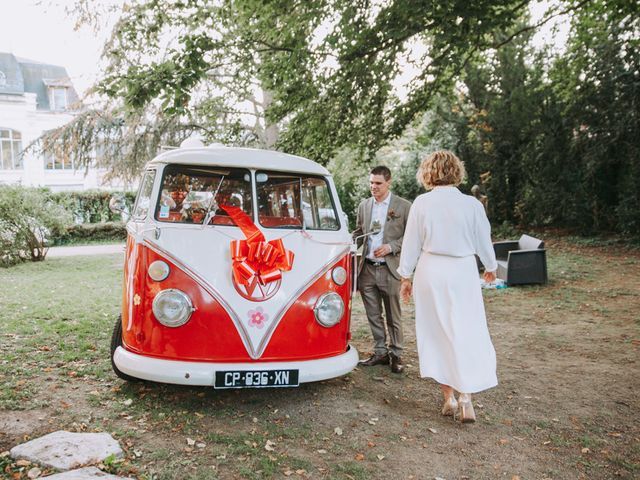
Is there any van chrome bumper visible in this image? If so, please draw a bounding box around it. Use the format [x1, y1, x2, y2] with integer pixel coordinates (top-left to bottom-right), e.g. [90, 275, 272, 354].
[113, 345, 359, 386]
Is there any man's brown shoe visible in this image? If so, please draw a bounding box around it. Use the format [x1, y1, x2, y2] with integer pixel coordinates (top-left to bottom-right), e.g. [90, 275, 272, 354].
[390, 353, 405, 374]
[358, 353, 390, 366]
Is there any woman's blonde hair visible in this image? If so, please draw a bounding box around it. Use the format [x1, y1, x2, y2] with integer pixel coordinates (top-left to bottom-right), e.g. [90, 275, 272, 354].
[416, 150, 466, 189]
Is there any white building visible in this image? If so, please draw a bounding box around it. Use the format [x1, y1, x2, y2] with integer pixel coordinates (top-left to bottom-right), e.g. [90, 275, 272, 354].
[0, 52, 121, 191]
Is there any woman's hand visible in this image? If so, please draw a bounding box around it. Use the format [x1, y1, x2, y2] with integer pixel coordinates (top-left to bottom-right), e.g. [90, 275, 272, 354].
[400, 278, 412, 304]
[483, 270, 497, 283]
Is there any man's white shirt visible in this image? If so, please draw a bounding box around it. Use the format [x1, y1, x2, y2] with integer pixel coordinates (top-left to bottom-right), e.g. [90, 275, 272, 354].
[367, 193, 391, 263]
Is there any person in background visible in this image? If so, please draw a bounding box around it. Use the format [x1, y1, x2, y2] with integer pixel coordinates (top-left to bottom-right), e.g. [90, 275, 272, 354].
[398, 151, 498, 422]
[471, 184, 488, 212]
[353, 166, 411, 374]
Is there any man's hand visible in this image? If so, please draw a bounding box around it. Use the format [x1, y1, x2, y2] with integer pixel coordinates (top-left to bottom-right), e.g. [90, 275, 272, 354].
[483, 270, 497, 283]
[400, 279, 412, 304]
[373, 244, 392, 258]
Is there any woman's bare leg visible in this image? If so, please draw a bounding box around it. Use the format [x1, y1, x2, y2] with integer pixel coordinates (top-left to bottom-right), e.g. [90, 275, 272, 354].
[440, 384, 458, 416]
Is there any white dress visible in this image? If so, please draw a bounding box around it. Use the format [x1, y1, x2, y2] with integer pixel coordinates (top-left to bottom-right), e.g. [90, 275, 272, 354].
[398, 187, 498, 393]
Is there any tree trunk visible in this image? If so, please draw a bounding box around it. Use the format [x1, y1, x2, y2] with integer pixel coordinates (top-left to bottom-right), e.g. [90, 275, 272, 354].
[262, 88, 279, 149]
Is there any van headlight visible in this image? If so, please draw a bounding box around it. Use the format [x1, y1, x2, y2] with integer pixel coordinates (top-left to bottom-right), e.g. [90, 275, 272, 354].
[331, 266, 347, 286]
[314, 292, 344, 328]
[152, 289, 193, 327]
[148, 260, 170, 281]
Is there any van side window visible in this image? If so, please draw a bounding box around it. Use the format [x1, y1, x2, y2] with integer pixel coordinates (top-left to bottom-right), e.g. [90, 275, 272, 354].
[156, 165, 252, 225]
[132, 169, 156, 220]
[256, 172, 339, 230]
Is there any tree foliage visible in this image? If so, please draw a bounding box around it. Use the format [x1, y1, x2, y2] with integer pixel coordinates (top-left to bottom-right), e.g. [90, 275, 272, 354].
[84, 0, 534, 161]
[411, 0, 640, 234]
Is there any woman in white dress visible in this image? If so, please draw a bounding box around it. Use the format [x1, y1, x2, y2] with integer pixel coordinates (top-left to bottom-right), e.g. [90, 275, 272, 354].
[398, 151, 498, 423]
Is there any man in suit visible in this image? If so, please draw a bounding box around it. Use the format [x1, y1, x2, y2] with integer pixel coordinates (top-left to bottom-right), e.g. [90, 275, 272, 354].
[353, 166, 411, 373]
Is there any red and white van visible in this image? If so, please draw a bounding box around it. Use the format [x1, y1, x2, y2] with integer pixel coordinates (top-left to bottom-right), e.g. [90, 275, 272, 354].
[110, 143, 359, 388]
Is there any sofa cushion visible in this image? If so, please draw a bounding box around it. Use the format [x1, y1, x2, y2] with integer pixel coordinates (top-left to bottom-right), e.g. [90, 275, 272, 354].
[518, 234, 544, 250]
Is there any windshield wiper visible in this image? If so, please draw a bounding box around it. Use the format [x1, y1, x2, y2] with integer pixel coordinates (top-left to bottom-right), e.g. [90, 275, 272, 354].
[202, 175, 225, 226]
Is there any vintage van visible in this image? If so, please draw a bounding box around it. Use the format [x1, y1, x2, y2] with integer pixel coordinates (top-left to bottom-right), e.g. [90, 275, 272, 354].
[110, 142, 359, 388]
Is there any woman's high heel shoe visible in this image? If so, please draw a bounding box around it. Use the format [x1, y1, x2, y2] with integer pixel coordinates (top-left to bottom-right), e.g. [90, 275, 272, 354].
[441, 396, 458, 416]
[457, 395, 476, 423]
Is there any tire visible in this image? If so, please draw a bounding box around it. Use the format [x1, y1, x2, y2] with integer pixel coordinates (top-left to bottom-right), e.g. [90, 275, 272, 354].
[110, 316, 138, 382]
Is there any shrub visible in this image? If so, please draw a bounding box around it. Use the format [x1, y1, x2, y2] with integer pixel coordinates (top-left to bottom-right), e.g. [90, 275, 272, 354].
[55, 222, 127, 245]
[0, 186, 72, 266]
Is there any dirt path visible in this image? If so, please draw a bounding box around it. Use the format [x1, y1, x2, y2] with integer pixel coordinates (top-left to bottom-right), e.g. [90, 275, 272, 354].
[1, 237, 639, 479]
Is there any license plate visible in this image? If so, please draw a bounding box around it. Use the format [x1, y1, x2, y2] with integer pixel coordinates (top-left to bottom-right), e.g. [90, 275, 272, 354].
[214, 369, 299, 389]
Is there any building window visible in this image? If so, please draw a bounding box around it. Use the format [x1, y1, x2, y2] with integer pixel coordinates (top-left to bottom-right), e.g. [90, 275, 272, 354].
[0, 71, 6, 87]
[49, 87, 68, 111]
[0, 129, 23, 170]
[44, 147, 74, 170]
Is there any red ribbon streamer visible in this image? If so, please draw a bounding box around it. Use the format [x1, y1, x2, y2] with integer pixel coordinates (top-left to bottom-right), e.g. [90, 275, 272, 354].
[221, 205, 294, 290]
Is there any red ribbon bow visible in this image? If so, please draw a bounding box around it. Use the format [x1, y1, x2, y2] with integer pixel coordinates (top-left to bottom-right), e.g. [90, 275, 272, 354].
[221, 205, 294, 294]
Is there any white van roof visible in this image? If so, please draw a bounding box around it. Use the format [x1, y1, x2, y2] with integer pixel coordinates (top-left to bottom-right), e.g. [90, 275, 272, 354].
[148, 146, 330, 176]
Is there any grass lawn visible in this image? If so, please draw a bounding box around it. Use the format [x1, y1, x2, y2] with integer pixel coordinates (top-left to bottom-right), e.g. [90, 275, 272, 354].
[1, 238, 639, 480]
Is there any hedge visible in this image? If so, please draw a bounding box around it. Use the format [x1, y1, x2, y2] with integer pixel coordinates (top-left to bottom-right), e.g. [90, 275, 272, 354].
[53, 222, 128, 245]
[49, 190, 136, 224]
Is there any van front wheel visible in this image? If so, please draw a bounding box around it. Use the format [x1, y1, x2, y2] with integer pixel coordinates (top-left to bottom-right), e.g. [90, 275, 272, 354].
[110, 316, 138, 382]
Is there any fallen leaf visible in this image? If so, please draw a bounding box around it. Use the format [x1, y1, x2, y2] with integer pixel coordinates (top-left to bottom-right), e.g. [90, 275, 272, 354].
[186, 437, 196, 446]
[355, 453, 365, 461]
[428, 428, 437, 434]
[581, 447, 590, 454]
[196, 443, 206, 449]
[376, 454, 385, 461]
[123, 399, 133, 406]
[283, 471, 293, 477]
[27, 467, 41, 479]
[317, 449, 327, 454]
[499, 438, 508, 445]
[265, 440, 276, 451]
[295, 469, 306, 475]
[334, 427, 343, 436]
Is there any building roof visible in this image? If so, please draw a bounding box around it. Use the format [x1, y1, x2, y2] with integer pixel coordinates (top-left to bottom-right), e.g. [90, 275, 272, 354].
[0, 52, 80, 110]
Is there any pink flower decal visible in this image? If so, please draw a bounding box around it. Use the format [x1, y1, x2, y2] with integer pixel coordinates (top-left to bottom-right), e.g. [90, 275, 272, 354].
[248, 307, 269, 329]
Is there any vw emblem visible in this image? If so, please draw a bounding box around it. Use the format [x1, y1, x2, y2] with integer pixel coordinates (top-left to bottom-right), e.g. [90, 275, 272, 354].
[233, 275, 281, 302]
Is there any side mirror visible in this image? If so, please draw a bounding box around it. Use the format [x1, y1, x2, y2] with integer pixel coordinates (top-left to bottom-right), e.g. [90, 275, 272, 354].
[353, 223, 381, 242]
[109, 194, 127, 214]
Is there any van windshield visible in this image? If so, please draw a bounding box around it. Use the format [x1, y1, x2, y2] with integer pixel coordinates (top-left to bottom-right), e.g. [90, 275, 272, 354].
[256, 171, 339, 230]
[156, 165, 252, 225]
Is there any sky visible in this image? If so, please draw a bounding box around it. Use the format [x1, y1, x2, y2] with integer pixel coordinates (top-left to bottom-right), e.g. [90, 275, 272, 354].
[0, 0, 115, 98]
[0, 0, 568, 101]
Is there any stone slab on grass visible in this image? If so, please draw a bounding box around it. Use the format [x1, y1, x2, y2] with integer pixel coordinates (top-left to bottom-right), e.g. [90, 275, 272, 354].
[42, 467, 131, 479]
[10, 431, 123, 471]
